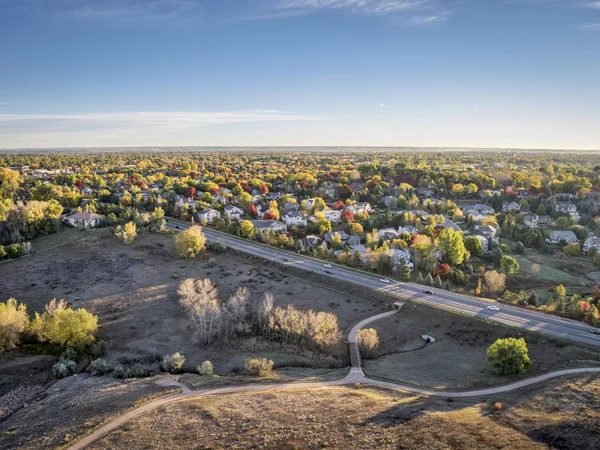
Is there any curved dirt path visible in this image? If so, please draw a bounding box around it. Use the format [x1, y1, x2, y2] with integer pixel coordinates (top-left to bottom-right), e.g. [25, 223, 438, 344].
[67, 308, 600, 450]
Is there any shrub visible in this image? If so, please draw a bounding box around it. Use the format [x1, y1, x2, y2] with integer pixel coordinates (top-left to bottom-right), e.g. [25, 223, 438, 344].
[113, 364, 154, 379]
[88, 358, 113, 376]
[52, 360, 77, 378]
[88, 340, 108, 358]
[197, 360, 214, 376]
[244, 357, 274, 377]
[161, 352, 185, 373]
[60, 347, 77, 362]
[487, 337, 532, 375]
[6, 244, 21, 258]
[357, 328, 379, 351]
[175, 226, 207, 258]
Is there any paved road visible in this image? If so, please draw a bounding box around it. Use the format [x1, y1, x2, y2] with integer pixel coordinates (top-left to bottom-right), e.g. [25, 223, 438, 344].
[167, 221, 600, 347]
[67, 306, 600, 450]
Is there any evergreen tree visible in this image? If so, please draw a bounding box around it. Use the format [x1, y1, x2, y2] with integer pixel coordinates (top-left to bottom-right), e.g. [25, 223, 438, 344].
[528, 290, 539, 307]
[434, 275, 443, 288]
[424, 273, 434, 286]
[416, 272, 424, 284]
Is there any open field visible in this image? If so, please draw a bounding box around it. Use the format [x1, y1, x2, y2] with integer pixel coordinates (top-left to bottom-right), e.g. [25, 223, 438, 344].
[0, 229, 391, 391]
[363, 302, 600, 389]
[88, 375, 600, 450]
[0, 376, 178, 450]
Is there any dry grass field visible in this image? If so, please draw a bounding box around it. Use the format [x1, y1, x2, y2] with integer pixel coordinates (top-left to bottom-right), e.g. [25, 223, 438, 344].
[88, 375, 600, 450]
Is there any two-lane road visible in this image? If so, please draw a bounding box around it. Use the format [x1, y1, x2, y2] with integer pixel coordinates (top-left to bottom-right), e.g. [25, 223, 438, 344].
[167, 221, 600, 347]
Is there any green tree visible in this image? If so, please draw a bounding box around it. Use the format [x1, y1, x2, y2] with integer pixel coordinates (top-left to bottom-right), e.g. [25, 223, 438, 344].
[487, 337, 532, 375]
[175, 225, 207, 258]
[397, 259, 412, 282]
[513, 241, 525, 255]
[528, 290, 539, 307]
[500, 255, 520, 275]
[0, 298, 30, 352]
[436, 228, 467, 265]
[464, 236, 484, 257]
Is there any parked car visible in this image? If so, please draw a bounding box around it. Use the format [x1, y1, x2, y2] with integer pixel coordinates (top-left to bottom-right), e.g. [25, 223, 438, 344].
[487, 305, 500, 311]
[423, 290, 433, 295]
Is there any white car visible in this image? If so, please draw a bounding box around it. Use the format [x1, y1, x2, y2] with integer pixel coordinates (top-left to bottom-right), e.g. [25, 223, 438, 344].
[380, 279, 390, 283]
[323, 264, 332, 268]
[487, 305, 500, 311]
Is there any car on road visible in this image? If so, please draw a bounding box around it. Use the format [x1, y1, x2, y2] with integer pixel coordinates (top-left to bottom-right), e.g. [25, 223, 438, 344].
[590, 329, 600, 335]
[379, 279, 390, 283]
[175, 225, 182, 229]
[325, 270, 333, 274]
[487, 305, 500, 311]
[422, 290, 433, 295]
[323, 264, 332, 268]
[283, 258, 290, 262]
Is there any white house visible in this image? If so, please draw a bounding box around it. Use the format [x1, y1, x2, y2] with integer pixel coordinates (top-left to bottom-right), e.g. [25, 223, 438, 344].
[554, 202, 580, 221]
[378, 228, 400, 241]
[323, 209, 342, 224]
[197, 209, 221, 222]
[250, 220, 287, 233]
[502, 201, 521, 213]
[583, 237, 600, 254]
[523, 214, 539, 228]
[350, 202, 372, 214]
[387, 248, 414, 269]
[224, 205, 243, 221]
[547, 230, 578, 245]
[282, 211, 308, 228]
[64, 212, 105, 229]
[464, 204, 495, 216]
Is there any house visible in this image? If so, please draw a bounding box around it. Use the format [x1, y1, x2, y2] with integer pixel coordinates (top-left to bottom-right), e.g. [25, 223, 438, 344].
[347, 235, 362, 246]
[322, 185, 337, 197]
[81, 187, 94, 196]
[323, 209, 342, 224]
[523, 214, 539, 228]
[464, 204, 495, 216]
[416, 187, 434, 198]
[475, 225, 497, 242]
[382, 196, 399, 209]
[256, 204, 270, 218]
[399, 225, 418, 235]
[474, 235, 489, 253]
[265, 192, 283, 201]
[547, 230, 578, 245]
[537, 215, 555, 227]
[282, 211, 308, 228]
[197, 209, 221, 222]
[224, 205, 243, 221]
[502, 201, 521, 213]
[583, 237, 600, 254]
[250, 220, 287, 233]
[352, 202, 373, 214]
[480, 188, 502, 198]
[387, 248, 414, 269]
[283, 202, 299, 212]
[64, 212, 105, 229]
[301, 235, 326, 251]
[437, 217, 462, 233]
[514, 189, 531, 200]
[554, 202, 580, 220]
[377, 228, 400, 241]
[325, 230, 350, 245]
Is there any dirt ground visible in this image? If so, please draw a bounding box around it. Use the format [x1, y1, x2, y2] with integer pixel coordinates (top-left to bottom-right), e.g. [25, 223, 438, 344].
[362, 302, 600, 389]
[0, 229, 387, 389]
[0, 376, 178, 450]
[90, 374, 600, 450]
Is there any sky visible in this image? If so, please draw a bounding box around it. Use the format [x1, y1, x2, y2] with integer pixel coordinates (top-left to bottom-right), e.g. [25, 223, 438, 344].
[0, 0, 599, 149]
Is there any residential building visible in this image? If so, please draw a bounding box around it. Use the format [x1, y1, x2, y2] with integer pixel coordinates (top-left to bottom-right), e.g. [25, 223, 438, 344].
[250, 220, 287, 233]
[64, 212, 105, 229]
[377, 228, 400, 241]
[197, 209, 221, 222]
[502, 201, 521, 213]
[547, 230, 578, 245]
[324, 230, 350, 245]
[464, 204, 495, 216]
[300, 235, 326, 251]
[282, 211, 308, 228]
[537, 215, 555, 227]
[323, 209, 342, 224]
[523, 214, 539, 228]
[583, 237, 600, 254]
[474, 235, 489, 253]
[224, 205, 243, 221]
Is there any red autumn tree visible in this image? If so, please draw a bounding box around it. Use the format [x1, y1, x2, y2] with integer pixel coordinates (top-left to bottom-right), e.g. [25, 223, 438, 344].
[184, 187, 197, 198]
[341, 209, 354, 223]
[259, 183, 269, 195]
[75, 180, 83, 190]
[435, 263, 451, 279]
[263, 211, 277, 220]
[332, 200, 345, 210]
[248, 204, 257, 218]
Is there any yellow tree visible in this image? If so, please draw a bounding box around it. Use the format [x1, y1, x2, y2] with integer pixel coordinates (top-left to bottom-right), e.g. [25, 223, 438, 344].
[175, 225, 207, 258]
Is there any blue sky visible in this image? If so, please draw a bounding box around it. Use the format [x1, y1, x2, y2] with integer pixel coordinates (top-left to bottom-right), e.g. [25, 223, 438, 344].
[0, 0, 599, 149]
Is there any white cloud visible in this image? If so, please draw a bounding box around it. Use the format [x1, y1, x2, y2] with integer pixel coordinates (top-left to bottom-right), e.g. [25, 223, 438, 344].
[0, 110, 324, 137]
[581, 2, 600, 9]
[579, 22, 600, 30]
[276, 0, 434, 14]
[380, 103, 389, 107]
[409, 13, 447, 24]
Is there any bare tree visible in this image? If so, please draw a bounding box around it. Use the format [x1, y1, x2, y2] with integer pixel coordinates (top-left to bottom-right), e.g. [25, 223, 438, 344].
[225, 286, 250, 339]
[254, 291, 274, 334]
[178, 278, 222, 345]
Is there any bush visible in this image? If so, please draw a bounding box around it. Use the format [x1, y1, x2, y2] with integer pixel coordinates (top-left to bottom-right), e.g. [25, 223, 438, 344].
[88, 340, 108, 358]
[357, 328, 379, 350]
[113, 364, 154, 379]
[161, 352, 185, 373]
[52, 360, 77, 378]
[244, 357, 274, 377]
[88, 358, 113, 376]
[60, 347, 77, 362]
[6, 244, 21, 258]
[487, 337, 531, 375]
[197, 360, 214, 376]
